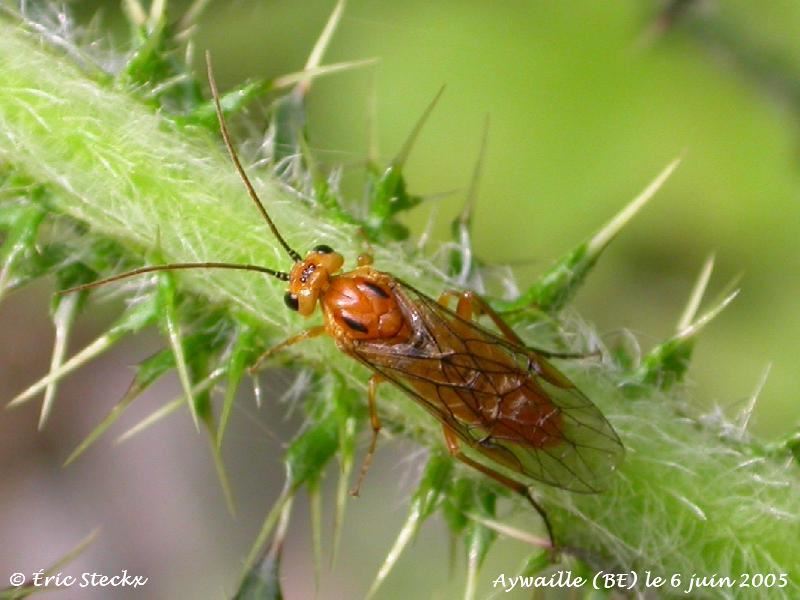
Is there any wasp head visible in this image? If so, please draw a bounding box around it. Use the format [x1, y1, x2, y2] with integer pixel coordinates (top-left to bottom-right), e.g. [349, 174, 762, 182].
[284, 244, 344, 316]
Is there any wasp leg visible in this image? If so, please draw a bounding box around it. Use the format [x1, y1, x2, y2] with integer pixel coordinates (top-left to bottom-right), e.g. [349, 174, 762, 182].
[438, 290, 526, 345]
[248, 326, 327, 374]
[350, 374, 384, 497]
[439, 290, 593, 360]
[441, 425, 555, 549]
[356, 253, 374, 267]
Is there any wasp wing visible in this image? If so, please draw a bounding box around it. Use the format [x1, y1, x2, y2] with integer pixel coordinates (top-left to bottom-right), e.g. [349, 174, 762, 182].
[348, 280, 623, 493]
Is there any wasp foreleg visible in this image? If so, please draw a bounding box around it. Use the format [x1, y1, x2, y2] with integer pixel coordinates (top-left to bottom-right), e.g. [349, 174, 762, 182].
[441, 425, 556, 549]
[248, 326, 327, 374]
[350, 374, 385, 497]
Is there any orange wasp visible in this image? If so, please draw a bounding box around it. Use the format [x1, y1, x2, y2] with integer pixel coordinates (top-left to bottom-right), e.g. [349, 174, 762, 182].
[65, 54, 624, 545]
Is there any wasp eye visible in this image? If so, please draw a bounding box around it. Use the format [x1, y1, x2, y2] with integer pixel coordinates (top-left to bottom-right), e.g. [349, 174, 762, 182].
[313, 244, 334, 254]
[283, 292, 299, 311]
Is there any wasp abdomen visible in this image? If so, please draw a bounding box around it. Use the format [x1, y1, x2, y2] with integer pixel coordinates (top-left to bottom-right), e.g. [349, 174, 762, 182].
[323, 276, 409, 341]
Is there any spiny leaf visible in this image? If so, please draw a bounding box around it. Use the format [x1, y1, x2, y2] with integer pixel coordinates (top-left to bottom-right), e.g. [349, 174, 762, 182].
[241, 485, 293, 580]
[297, 0, 347, 97]
[365, 87, 445, 241]
[463, 488, 497, 600]
[234, 554, 284, 600]
[629, 284, 739, 392]
[155, 266, 199, 429]
[269, 0, 350, 166]
[218, 315, 262, 449]
[442, 477, 473, 536]
[119, 2, 203, 113]
[115, 398, 184, 444]
[0, 201, 45, 302]
[64, 329, 225, 466]
[736, 363, 771, 437]
[38, 291, 80, 430]
[181, 59, 376, 131]
[465, 512, 550, 549]
[449, 116, 489, 284]
[331, 375, 362, 566]
[309, 478, 323, 591]
[63, 346, 181, 466]
[6, 295, 160, 409]
[38, 264, 96, 429]
[235, 497, 293, 600]
[285, 417, 339, 490]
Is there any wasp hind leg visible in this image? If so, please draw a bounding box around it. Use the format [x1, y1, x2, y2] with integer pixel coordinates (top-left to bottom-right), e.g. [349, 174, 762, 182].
[350, 374, 384, 497]
[441, 426, 556, 550]
[438, 290, 592, 360]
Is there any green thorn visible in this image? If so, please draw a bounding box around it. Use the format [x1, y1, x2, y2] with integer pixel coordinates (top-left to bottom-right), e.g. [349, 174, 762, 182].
[39, 292, 80, 430]
[284, 418, 339, 490]
[296, 0, 348, 95]
[63, 381, 141, 467]
[241, 484, 293, 578]
[464, 513, 549, 548]
[677, 286, 739, 341]
[631, 276, 739, 391]
[147, 0, 167, 31]
[677, 253, 715, 332]
[365, 88, 444, 239]
[237, 493, 293, 600]
[177, 0, 213, 34]
[332, 425, 357, 566]
[122, 0, 147, 26]
[7, 334, 115, 409]
[309, 480, 323, 592]
[208, 430, 237, 517]
[394, 86, 446, 169]
[47, 527, 101, 574]
[156, 269, 200, 430]
[495, 157, 682, 314]
[451, 116, 489, 283]
[7, 295, 159, 410]
[115, 398, 184, 444]
[273, 58, 379, 92]
[0, 202, 45, 304]
[115, 369, 223, 444]
[366, 453, 452, 599]
[217, 322, 259, 450]
[366, 505, 421, 600]
[5, 527, 103, 598]
[587, 157, 682, 256]
[737, 363, 772, 436]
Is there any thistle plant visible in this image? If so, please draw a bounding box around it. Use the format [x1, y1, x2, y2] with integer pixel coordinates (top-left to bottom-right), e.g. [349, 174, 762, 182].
[1, 2, 799, 599]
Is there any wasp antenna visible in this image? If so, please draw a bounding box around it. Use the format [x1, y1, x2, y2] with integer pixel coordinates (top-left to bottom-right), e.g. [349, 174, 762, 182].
[205, 51, 303, 263]
[58, 262, 290, 295]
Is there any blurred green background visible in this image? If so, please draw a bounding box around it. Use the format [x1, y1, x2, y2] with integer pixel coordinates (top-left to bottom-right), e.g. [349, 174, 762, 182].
[3, 1, 800, 598]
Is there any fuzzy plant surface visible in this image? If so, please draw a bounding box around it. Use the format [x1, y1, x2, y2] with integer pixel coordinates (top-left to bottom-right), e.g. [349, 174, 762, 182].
[1, 2, 799, 599]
